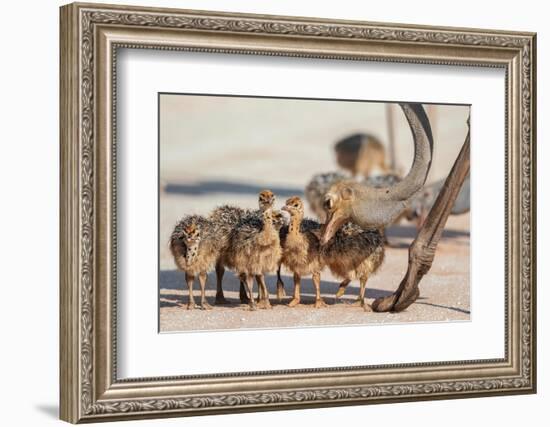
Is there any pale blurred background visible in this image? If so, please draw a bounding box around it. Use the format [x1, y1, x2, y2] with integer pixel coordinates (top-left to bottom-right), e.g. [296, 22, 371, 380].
[160, 94, 469, 186]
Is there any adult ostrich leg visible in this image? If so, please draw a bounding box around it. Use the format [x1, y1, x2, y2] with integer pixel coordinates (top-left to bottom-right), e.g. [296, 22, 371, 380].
[372, 124, 470, 312]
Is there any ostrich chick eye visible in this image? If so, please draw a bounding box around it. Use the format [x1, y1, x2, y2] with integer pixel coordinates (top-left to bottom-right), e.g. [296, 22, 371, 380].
[324, 198, 333, 210]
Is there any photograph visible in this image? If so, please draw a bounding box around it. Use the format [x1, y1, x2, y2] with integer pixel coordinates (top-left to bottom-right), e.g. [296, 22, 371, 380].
[158, 94, 471, 332]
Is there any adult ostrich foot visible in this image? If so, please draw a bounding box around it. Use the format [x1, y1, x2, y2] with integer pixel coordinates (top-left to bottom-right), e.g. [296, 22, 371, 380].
[371, 295, 395, 312]
[371, 286, 420, 312]
[373, 123, 470, 313]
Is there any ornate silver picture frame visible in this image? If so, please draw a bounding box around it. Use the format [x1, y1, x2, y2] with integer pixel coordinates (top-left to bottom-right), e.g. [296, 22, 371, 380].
[60, 2, 536, 423]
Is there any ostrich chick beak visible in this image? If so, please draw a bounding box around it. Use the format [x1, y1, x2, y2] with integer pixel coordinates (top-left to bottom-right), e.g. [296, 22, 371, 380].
[321, 210, 347, 245]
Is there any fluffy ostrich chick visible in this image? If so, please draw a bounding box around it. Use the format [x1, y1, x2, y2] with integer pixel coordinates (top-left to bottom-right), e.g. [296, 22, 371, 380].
[224, 190, 281, 310]
[321, 222, 385, 311]
[169, 215, 220, 310]
[209, 204, 252, 304]
[281, 197, 326, 308]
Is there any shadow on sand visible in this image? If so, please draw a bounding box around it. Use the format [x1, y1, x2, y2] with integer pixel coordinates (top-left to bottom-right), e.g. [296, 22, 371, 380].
[386, 224, 470, 240]
[384, 224, 470, 249]
[164, 180, 303, 198]
[415, 301, 471, 315]
[159, 269, 393, 307]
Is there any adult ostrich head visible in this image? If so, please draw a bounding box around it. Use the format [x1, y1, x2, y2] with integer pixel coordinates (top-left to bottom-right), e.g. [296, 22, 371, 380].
[321, 103, 433, 244]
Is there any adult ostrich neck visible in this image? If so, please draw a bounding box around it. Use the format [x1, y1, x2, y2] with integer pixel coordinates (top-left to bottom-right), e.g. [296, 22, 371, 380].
[321, 103, 434, 243]
[386, 104, 433, 201]
[352, 103, 433, 227]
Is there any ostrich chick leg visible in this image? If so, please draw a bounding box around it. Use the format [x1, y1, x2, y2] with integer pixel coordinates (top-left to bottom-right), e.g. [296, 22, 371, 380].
[276, 263, 286, 300]
[198, 272, 212, 310]
[239, 273, 250, 304]
[185, 272, 197, 310]
[312, 272, 327, 308]
[288, 273, 301, 307]
[214, 262, 229, 305]
[372, 126, 471, 313]
[335, 278, 351, 299]
[255, 274, 272, 309]
[244, 274, 257, 311]
[357, 277, 373, 311]
[352, 276, 368, 307]
[255, 276, 263, 303]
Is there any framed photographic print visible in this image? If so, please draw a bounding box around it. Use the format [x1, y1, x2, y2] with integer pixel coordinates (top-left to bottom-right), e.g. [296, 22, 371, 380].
[59, 2, 537, 423]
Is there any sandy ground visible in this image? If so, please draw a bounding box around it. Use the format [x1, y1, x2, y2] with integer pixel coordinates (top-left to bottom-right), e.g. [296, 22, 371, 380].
[158, 96, 470, 332]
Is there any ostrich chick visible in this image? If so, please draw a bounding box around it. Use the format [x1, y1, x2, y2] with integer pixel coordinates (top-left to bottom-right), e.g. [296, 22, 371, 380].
[224, 190, 281, 310]
[209, 204, 251, 304]
[321, 222, 385, 311]
[169, 215, 219, 310]
[257, 209, 288, 303]
[281, 197, 326, 308]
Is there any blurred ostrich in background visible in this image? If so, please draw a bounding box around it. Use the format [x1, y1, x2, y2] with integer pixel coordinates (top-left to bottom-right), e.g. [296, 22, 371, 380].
[334, 134, 390, 178]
